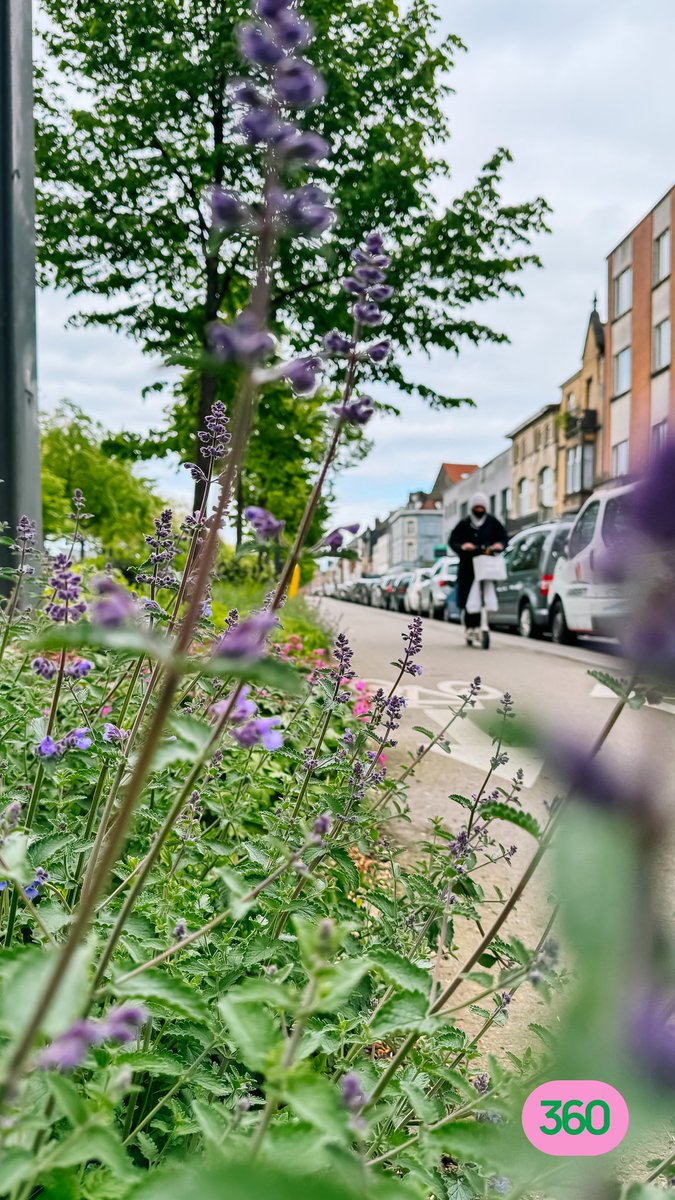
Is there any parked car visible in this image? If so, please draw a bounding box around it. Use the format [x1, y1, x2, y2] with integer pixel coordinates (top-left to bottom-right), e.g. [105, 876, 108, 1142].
[490, 521, 572, 638]
[418, 556, 459, 619]
[548, 483, 634, 643]
[352, 576, 381, 605]
[392, 572, 413, 612]
[372, 574, 398, 609]
[404, 567, 431, 613]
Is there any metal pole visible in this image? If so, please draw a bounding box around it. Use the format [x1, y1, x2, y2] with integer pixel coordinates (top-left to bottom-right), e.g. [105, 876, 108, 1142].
[0, 0, 42, 582]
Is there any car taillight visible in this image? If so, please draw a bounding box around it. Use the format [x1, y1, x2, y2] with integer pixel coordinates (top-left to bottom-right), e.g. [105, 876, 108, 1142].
[540, 574, 554, 597]
[439, 579, 451, 587]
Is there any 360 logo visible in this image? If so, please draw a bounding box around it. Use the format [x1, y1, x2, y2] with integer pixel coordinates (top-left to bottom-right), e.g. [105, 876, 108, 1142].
[522, 1081, 630, 1156]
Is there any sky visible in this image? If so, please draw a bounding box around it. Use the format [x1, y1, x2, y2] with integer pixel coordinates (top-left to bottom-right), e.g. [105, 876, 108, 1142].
[37, 0, 675, 532]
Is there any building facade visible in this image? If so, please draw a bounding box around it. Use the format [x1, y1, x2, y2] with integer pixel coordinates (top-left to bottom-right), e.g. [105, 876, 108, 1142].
[388, 494, 442, 572]
[557, 306, 605, 515]
[430, 462, 478, 501]
[603, 186, 674, 480]
[442, 449, 513, 542]
[507, 404, 560, 531]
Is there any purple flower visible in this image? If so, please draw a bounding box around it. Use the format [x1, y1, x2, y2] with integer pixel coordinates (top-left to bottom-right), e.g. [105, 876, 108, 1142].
[280, 185, 333, 237]
[323, 330, 354, 355]
[212, 186, 251, 229]
[210, 685, 258, 724]
[218, 612, 279, 660]
[39, 1020, 101, 1071]
[353, 301, 384, 327]
[331, 631, 356, 682]
[31, 657, 57, 681]
[370, 285, 395, 303]
[100, 1004, 148, 1044]
[275, 58, 326, 107]
[257, 0, 292, 15]
[68, 728, 93, 751]
[232, 716, 284, 751]
[65, 659, 93, 680]
[272, 9, 313, 48]
[366, 231, 385, 255]
[238, 24, 285, 67]
[313, 812, 332, 838]
[174, 919, 188, 941]
[36, 736, 59, 759]
[395, 616, 423, 676]
[208, 310, 275, 365]
[321, 524, 360, 552]
[15, 515, 37, 549]
[333, 395, 375, 426]
[628, 989, 675, 1088]
[354, 265, 386, 286]
[342, 277, 366, 296]
[284, 355, 323, 395]
[341, 1072, 366, 1112]
[278, 129, 329, 165]
[45, 555, 87, 623]
[241, 106, 281, 144]
[103, 723, 130, 744]
[365, 339, 391, 363]
[473, 1073, 490, 1094]
[91, 578, 136, 628]
[246, 506, 285, 540]
[630, 439, 675, 544]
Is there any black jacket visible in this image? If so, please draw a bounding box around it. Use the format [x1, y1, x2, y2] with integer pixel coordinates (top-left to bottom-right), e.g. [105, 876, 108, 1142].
[449, 514, 509, 609]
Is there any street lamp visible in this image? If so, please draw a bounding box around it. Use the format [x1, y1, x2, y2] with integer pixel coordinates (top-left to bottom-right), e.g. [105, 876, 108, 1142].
[0, 0, 42, 581]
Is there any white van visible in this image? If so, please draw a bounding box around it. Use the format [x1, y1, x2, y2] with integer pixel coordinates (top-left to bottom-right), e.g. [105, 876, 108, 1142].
[548, 482, 634, 643]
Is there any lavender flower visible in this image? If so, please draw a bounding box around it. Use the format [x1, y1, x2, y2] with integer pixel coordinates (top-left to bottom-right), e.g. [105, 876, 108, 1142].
[39, 1006, 148, 1072]
[473, 1073, 490, 1095]
[15, 515, 37, 549]
[353, 301, 383, 327]
[199, 400, 231, 461]
[91, 577, 136, 628]
[275, 58, 326, 107]
[24, 868, 48, 901]
[238, 23, 285, 67]
[31, 657, 57, 681]
[333, 394, 375, 426]
[395, 616, 424, 677]
[629, 989, 675, 1088]
[278, 129, 329, 165]
[331, 632, 356, 682]
[62, 728, 93, 751]
[103, 723, 130, 744]
[232, 716, 284, 750]
[321, 524, 360, 552]
[257, 0, 292, 16]
[217, 612, 278, 660]
[323, 330, 354, 355]
[241, 106, 281, 144]
[208, 310, 275, 365]
[210, 685, 259, 724]
[312, 812, 333, 839]
[280, 185, 334, 237]
[212, 186, 251, 230]
[341, 1072, 366, 1111]
[45, 555, 87, 623]
[65, 659, 93, 680]
[273, 9, 313, 47]
[36, 737, 59, 759]
[174, 919, 188, 942]
[101, 1005, 148, 1044]
[365, 339, 391, 363]
[246, 506, 285, 540]
[284, 354, 323, 395]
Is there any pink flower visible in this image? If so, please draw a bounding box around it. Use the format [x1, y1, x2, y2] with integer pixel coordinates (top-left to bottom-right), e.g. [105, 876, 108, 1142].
[355, 680, 367, 693]
[101, 706, 113, 716]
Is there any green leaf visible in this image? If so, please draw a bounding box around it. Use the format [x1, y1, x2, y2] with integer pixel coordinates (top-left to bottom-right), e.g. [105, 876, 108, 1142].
[191, 1097, 228, 1145]
[149, 715, 214, 770]
[479, 802, 541, 840]
[218, 995, 281, 1072]
[121, 1160, 406, 1200]
[0, 943, 92, 1040]
[328, 847, 360, 894]
[281, 1070, 350, 1141]
[369, 990, 429, 1038]
[0, 1148, 35, 1189]
[41, 1123, 137, 1181]
[370, 948, 431, 997]
[424, 1118, 502, 1165]
[528, 1022, 556, 1050]
[112, 969, 209, 1022]
[412, 726, 436, 739]
[135, 1131, 160, 1164]
[0, 833, 29, 882]
[201, 655, 302, 695]
[35, 623, 170, 663]
[588, 668, 632, 699]
[313, 958, 372, 1013]
[46, 1073, 89, 1126]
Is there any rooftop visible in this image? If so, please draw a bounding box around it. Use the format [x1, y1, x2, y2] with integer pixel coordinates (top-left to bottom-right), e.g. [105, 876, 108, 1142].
[506, 403, 560, 440]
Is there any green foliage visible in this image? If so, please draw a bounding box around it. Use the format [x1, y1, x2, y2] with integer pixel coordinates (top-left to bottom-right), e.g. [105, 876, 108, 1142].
[41, 402, 164, 564]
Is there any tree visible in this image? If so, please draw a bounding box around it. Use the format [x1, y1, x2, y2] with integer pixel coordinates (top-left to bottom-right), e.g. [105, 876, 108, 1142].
[35, 0, 549, 506]
[41, 402, 164, 564]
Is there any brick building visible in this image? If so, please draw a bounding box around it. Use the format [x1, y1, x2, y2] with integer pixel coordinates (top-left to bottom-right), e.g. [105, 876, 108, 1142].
[603, 185, 674, 480]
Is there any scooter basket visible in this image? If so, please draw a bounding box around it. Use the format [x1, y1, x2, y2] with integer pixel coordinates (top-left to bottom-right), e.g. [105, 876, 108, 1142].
[473, 554, 507, 583]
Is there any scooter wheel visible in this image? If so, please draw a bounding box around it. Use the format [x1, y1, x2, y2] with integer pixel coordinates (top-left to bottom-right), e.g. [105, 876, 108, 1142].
[481, 631, 490, 650]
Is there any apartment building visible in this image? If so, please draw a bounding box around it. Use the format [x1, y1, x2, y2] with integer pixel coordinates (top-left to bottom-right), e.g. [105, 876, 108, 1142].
[442, 449, 512, 542]
[557, 305, 605, 514]
[388, 492, 442, 571]
[603, 186, 674, 479]
[507, 404, 560, 530]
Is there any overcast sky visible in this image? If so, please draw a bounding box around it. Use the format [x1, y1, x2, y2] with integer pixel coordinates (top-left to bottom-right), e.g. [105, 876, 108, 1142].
[37, 0, 675, 531]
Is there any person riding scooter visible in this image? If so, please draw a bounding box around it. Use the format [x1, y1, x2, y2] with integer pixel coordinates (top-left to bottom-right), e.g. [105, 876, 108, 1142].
[449, 492, 508, 647]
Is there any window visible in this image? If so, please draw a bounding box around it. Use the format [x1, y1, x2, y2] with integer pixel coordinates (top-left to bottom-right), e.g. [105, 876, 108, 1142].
[566, 445, 581, 495]
[654, 229, 671, 284]
[501, 487, 512, 519]
[513, 441, 519, 463]
[613, 266, 633, 318]
[613, 347, 632, 395]
[460, 501, 468, 519]
[582, 442, 595, 490]
[405, 518, 416, 536]
[569, 500, 600, 559]
[611, 439, 629, 478]
[510, 531, 546, 573]
[653, 318, 672, 371]
[652, 420, 668, 454]
[518, 478, 529, 516]
[489, 494, 496, 514]
[602, 494, 631, 549]
[549, 525, 571, 568]
[538, 466, 554, 509]
[567, 392, 576, 412]
[534, 428, 541, 451]
[405, 540, 415, 559]
[585, 378, 592, 406]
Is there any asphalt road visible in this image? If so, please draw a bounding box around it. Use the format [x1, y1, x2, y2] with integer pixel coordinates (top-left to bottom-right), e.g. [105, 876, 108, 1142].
[311, 598, 675, 1060]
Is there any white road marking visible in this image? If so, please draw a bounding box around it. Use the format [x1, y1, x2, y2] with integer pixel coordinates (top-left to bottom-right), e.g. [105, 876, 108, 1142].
[590, 682, 675, 716]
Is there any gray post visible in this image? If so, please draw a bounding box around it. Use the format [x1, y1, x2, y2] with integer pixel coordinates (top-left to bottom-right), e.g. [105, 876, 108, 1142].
[0, 0, 42, 579]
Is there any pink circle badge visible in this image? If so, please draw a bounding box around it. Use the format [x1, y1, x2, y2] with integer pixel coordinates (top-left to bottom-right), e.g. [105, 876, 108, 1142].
[522, 1080, 629, 1156]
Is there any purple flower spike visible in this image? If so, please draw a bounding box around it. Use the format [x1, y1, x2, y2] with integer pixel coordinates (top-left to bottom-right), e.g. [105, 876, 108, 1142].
[32, 657, 57, 681]
[272, 9, 313, 48]
[241, 107, 281, 145]
[353, 301, 384, 328]
[238, 24, 285, 67]
[333, 394, 375, 426]
[211, 685, 258, 724]
[36, 737, 59, 759]
[321, 525, 359, 552]
[366, 339, 391, 363]
[257, 0, 292, 15]
[366, 231, 385, 255]
[370, 284, 395, 303]
[282, 186, 333, 237]
[91, 577, 136, 628]
[278, 130, 329, 165]
[232, 715, 284, 751]
[323, 330, 354, 355]
[208, 310, 275, 365]
[275, 58, 326, 107]
[354, 265, 386, 286]
[39, 1020, 100, 1072]
[212, 186, 250, 230]
[246, 506, 285, 540]
[65, 658, 93, 680]
[46, 555, 87, 624]
[342, 277, 367, 296]
[285, 355, 323, 395]
[218, 612, 279, 660]
[103, 723, 130, 744]
[342, 1072, 366, 1112]
[101, 1004, 149, 1044]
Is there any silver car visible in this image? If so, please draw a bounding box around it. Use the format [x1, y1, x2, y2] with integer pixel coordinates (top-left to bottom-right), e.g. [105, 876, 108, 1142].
[418, 556, 459, 619]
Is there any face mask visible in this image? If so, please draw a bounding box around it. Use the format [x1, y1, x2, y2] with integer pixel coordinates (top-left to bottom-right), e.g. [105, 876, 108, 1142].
[472, 509, 486, 519]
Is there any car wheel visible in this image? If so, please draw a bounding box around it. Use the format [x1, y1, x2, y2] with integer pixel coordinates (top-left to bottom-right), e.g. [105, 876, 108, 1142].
[550, 600, 575, 645]
[518, 602, 535, 639]
[442, 602, 451, 622]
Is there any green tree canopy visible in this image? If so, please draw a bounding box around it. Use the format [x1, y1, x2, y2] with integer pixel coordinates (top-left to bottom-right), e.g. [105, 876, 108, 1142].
[41, 402, 164, 564]
[35, 0, 549, 491]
